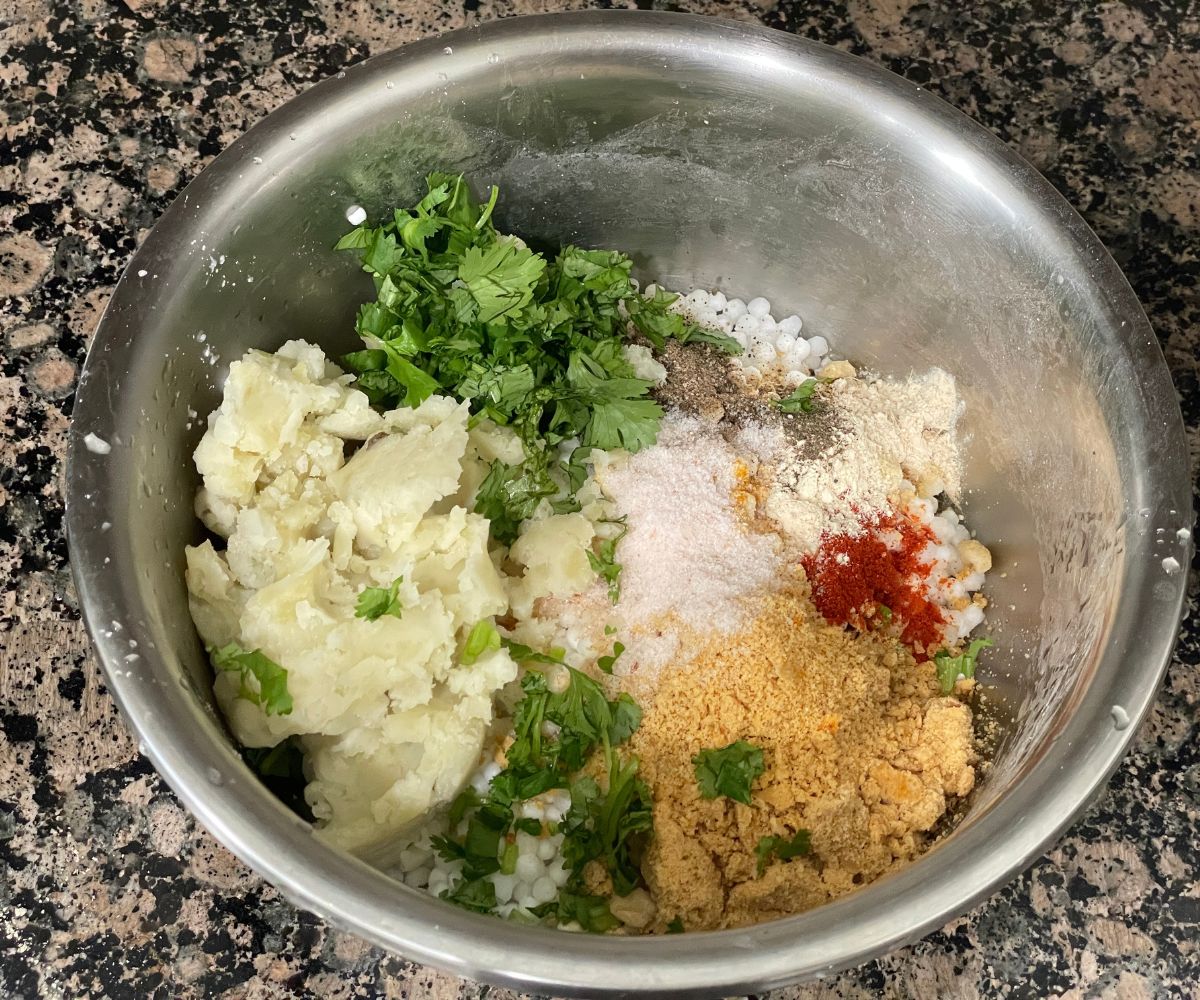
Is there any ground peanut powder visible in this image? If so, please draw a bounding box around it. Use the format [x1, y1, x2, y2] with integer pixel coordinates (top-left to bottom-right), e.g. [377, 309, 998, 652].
[631, 588, 977, 932]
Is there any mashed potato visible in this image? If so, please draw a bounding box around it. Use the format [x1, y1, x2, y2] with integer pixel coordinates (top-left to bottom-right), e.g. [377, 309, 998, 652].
[185, 341, 557, 861]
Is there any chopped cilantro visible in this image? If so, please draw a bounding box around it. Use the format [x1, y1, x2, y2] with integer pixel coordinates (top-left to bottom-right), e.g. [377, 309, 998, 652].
[336, 174, 741, 543]
[607, 693, 642, 747]
[692, 740, 765, 806]
[534, 891, 621, 933]
[588, 522, 628, 604]
[461, 620, 501, 665]
[558, 752, 653, 897]
[666, 916, 685, 934]
[440, 876, 497, 914]
[501, 637, 567, 667]
[934, 637, 994, 694]
[473, 458, 558, 546]
[597, 640, 625, 675]
[210, 644, 293, 716]
[876, 604, 893, 623]
[432, 638, 650, 922]
[755, 829, 812, 876]
[354, 575, 404, 621]
[775, 378, 820, 414]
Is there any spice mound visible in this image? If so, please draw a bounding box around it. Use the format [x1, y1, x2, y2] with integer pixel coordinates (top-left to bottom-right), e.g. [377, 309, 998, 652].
[633, 588, 976, 931]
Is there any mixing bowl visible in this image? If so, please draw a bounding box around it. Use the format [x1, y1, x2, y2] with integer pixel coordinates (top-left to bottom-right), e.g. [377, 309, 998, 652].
[66, 11, 1192, 996]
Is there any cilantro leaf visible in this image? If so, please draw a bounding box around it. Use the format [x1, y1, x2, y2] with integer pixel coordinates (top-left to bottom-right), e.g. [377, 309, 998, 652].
[666, 916, 685, 934]
[353, 370, 402, 406]
[547, 891, 621, 933]
[597, 640, 625, 675]
[500, 638, 566, 667]
[692, 740, 765, 805]
[607, 692, 642, 746]
[458, 240, 547, 323]
[755, 829, 812, 876]
[339, 348, 387, 373]
[461, 620, 502, 665]
[473, 459, 558, 546]
[210, 644, 293, 716]
[440, 876, 497, 914]
[588, 522, 628, 604]
[354, 575, 404, 621]
[934, 637, 994, 694]
[775, 378, 820, 414]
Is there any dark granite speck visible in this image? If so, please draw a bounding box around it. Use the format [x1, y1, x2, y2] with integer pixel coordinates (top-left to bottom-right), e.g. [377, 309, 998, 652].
[2, 0, 1198, 997]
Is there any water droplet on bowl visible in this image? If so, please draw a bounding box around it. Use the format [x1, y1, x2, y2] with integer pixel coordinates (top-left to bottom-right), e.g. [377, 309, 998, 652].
[1110, 705, 1130, 730]
[488, 52, 499, 64]
[1178, 528, 1192, 542]
[207, 768, 224, 786]
[443, 45, 453, 54]
[1162, 556, 1181, 574]
[345, 204, 368, 226]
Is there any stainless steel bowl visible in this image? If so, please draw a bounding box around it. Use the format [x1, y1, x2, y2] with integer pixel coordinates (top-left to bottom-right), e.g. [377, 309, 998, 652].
[66, 11, 1193, 996]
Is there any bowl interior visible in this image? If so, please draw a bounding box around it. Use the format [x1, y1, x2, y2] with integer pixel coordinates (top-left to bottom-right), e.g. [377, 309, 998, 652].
[68, 13, 1191, 995]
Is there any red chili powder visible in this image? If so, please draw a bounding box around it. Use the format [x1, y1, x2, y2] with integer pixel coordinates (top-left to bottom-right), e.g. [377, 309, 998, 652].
[802, 511, 946, 654]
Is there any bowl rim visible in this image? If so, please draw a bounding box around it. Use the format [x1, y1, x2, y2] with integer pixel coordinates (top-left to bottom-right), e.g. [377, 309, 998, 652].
[66, 10, 1194, 997]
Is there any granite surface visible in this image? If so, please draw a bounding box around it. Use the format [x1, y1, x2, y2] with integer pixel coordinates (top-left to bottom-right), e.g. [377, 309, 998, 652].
[2, 0, 1198, 997]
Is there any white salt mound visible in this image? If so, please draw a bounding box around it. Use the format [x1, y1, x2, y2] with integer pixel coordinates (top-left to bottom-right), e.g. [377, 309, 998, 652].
[596, 414, 781, 676]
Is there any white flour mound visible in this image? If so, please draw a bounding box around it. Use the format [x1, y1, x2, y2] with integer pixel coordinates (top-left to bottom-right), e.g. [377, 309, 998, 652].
[751, 369, 963, 553]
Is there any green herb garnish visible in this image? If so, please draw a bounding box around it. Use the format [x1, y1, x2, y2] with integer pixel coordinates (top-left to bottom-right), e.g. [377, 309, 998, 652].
[354, 575, 404, 621]
[440, 876, 497, 914]
[597, 640, 625, 675]
[692, 740, 765, 806]
[558, 754, 653, 897]
[531, 891, 622, 933]
[500, 637, 567, 667]
[933, 637, 993, 694]
[876, 604, 893, 623]
[336, 174, 742, 544]
[461, 620, 502, 665]
[666, 916, 685, 934]
[774, 378, 820, 414]
[754, 829, 812, 876]
[434, 643, 650, 924]
[210, 644, 293, 716]
[588, 522, 628, 604]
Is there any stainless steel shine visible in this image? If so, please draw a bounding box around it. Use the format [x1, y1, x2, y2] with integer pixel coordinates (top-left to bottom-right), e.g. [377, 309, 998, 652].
[66, 12, 1192, 997]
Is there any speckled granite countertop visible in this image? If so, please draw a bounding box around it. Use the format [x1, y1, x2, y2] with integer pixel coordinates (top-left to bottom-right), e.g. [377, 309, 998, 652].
[2, 0, 1198, 996]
